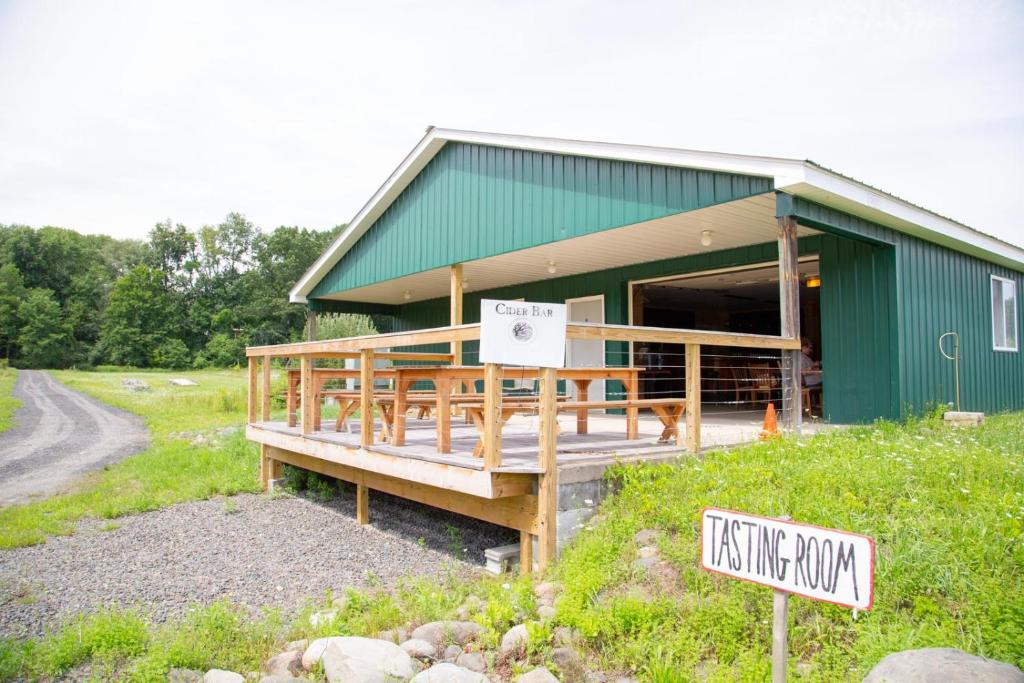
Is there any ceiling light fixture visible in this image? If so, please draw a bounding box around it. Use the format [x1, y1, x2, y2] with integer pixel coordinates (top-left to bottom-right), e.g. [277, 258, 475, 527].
[806, 276, 821, 288]
[547, 260, 557, 274]
[701, 230, 713, 247]
[403, 290, 412, 300]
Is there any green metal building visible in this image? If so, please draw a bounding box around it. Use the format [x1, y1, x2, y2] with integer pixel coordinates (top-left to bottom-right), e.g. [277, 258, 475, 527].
[290, 128, 1023, 423]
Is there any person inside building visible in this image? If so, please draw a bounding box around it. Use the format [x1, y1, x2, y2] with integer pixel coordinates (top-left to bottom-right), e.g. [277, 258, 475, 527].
[801, 338, 822, 387]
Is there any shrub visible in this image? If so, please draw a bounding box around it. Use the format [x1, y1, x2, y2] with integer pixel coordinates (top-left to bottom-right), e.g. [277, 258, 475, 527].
[196, 333, 245, 368]
[149, 339, 191, 369]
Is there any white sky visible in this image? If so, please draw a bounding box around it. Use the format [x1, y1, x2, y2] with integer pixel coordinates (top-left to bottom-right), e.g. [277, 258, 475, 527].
[1, 0, 1022, 247]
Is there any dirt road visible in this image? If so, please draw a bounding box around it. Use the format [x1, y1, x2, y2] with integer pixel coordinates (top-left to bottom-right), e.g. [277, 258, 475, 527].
[0, 370, 149, 506]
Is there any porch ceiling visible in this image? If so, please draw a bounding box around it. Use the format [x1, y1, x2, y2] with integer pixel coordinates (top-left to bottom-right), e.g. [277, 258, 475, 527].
[317, 193, 819, 306]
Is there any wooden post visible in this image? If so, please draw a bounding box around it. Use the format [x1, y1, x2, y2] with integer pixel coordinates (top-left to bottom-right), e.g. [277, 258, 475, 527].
[685, 344, 701, 453]
[356, 484, 369, 524]
[520, 530, 534, 575]
[537, 366, 558, 571]
[260, 444, 284, 491]
[247, 357, 258, 423]
[777, 215, 802, 434]
[772, 585, 790, 682]
[360, 349, 374, 447]
[483, 363, 502, 470]
[300, 355, 313, 435]
[261, 356, 271, 421]
[450, 264, 463, 367]
[306, 309, 317, 342]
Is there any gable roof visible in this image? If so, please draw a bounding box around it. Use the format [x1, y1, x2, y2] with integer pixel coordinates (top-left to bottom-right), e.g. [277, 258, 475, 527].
[290, 127, 1024, 303]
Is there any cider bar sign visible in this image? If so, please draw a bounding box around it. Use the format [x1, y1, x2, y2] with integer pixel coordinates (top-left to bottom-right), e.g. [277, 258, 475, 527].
[479, 299, 567, 368]
[701, 507, 874, 610]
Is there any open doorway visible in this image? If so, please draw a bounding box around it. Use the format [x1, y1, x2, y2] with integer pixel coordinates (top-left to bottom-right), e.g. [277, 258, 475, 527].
[629, 259, 822, 414]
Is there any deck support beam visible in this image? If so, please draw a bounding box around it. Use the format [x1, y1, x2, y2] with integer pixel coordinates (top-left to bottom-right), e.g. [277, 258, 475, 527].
[520, 530, 533, 575]
[450, 264, 463, 370]
[537, 366, 558, 572]
[360, 349, 374, 447]
[777, 215, 802, 433]
[483, 363, 502, 470]
[259, 444, 283, 490]
[356, 484, 369, 524]
[685, 344, 701, 453]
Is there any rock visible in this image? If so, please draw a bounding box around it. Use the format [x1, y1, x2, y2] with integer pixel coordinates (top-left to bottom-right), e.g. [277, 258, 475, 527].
[412, 662, 489, 683]
[122, 378, 151, 392]
[378, 628, 409, 644]
[168, 670, 203, 683]
[456, 651, 486, 672]
[552, 647, 584, 677]
[203, 671, 245, 683]
[321, 637, 416, 683]
[169, 378, 199, 386]
[285, 639, 308, 653]
[500, 624, 529, 654]
[401, 638, 438, 659]
[443, 644, 464, 661]
[411, 620, 484, 648]
[862, 648, 1024, 682]
[301, 637, 332, 669]
[613, 678, 639, 683]
[638, 546, 659, 559]
[633, 529, 658, 546]
[584, 672, 607, 683]
[534, 582, 560, 606]
[633, 556, 658, 571]
[259, 677, 304, 683]
[309, 610, 338, 628]
[553, 626, 578, 647]
[331, 594, 349, 610]
[264, 651, 302, 677]
[537, 605, 557, 620]
[517, 668, 559, 683]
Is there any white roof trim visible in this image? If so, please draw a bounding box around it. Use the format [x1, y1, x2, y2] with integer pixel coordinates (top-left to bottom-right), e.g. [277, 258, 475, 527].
[290, 128, 1024, 303]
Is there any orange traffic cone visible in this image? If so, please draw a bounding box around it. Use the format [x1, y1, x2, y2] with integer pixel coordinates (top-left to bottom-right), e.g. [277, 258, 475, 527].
[759, 402, 779, 440]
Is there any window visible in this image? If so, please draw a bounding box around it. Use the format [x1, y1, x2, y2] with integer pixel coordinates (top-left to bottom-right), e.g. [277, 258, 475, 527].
[991, 275, 1018, 352]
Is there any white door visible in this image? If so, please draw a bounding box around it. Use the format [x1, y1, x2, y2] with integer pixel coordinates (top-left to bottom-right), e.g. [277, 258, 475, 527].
[566, 296, 605, 400]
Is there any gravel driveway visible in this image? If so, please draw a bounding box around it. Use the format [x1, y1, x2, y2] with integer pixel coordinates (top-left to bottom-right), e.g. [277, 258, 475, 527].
[0, 370, 149, 506]
[0, 489, 516, 637]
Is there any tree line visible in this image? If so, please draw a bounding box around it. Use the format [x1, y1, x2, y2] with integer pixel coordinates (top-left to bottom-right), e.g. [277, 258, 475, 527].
[0, 214, 341, 369]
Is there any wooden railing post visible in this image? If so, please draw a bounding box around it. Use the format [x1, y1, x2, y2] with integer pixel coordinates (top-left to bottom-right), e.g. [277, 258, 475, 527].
[360, 348, 374, 447]
[483, 363, 502, 470]
[777, 215, 802, 433]
[300, 355, 313, 435]
[537, 366, 559, 571]
[260, 356, 271, 421]
[247, 357, 258, 424]
[685, 344, 701, 453]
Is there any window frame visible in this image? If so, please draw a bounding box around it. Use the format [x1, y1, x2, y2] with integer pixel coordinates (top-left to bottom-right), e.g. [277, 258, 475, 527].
[991, 274, 1019, 352]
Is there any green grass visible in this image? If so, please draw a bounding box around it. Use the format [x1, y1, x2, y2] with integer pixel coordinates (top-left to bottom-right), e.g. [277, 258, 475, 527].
[0, 367, 19, 433]
[553, 412, 1024, 680]
[0, 369, 269, 549]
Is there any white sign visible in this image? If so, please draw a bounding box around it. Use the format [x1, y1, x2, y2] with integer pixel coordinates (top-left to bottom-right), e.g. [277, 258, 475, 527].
[701, 507, 875, 610]
[479, 299, 567, 368]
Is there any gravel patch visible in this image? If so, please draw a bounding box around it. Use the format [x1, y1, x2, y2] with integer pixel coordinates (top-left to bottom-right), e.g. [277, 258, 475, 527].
[0, 489, 515, 638]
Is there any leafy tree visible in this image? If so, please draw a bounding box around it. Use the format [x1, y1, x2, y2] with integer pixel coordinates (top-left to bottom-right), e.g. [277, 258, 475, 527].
[98, 265, 178, 367]
[17, 289, 76, 368]
[150, 339, 191, 369]
[316, 313, 377, 340]
[194, 333, 245, 368]
[0, 264, 27, 360]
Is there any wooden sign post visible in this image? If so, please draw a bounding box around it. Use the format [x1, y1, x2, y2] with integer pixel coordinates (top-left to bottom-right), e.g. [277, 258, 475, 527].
[700, 508, 875, 682]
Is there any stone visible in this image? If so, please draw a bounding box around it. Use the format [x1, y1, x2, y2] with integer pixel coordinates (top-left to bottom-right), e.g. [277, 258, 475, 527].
[331, 594, 350, 610]
[411, 620, 484, 648]
[412, 662, 489, 683]
[401, 638, 438, 659]
[456, 651, 486, 672]
[167, 670, 203, 683]
[517, 668, 559, 683]
[301, 637, 333, 669]
[552, 647, 584, 677]
[258, 677, 304, 683]
[553, 626, 578, 647]
[613, 678, 639, 683]
[944, 411, 984, 427]
[443, 644, 464, 661]
[169, 378, 199, 386]
[537, 605, 557, 620]
[633, 529, 658, 546]
[309, 610, 338, 628]
[485, 544, 521, 575]
[500, 624, 529, 654]
[203, 671, 245, 683]
[633, 556, 658, 571]
[321, 637, 416, 683]
[284, 639, 308, 653]
[533, 582, 560, 606]
[264, 651, 302, 677]
[122, 378, 151, 392]
[638, 545, 659, 559]
[862, 648, 1024, 683]
[378, 628, 410, 644]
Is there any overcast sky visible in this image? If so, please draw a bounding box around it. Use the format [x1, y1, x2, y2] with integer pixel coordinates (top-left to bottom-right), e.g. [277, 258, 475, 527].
[1, 0, 1021, 246]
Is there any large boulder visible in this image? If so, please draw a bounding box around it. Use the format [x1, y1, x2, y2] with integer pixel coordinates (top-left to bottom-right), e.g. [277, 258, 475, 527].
[501, 624, 529, 654]
[203, 672, 244, 683]
[862, 648, 1024, 683]
[518, 668, 560, 683]
[321, 637, 416, 683]
[410, 621, 483, 648]
[401, 638, 438, 659]
[411, 663, 488, 683]
[264, 651, 302, 677]
[456, 651, 486, 673]
[167, 670, 203, 683]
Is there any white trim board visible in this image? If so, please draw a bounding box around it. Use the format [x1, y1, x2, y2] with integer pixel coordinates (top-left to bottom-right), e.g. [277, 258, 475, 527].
[290, 127, 1024, 303]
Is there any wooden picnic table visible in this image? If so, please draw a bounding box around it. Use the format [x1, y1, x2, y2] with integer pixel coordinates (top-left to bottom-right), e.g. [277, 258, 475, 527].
[286, 368, 399, 428]
[387, 365, 642, 453]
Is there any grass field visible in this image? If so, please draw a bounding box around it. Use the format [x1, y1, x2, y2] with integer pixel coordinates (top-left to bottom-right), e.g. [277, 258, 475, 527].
[0, 368, 272, 549]
[0, 367, 19, 433]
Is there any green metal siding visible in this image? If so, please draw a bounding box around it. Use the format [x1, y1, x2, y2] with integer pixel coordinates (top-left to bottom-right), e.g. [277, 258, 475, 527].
[790, 196, 1024, 416]
[310, 142, 773, 298]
